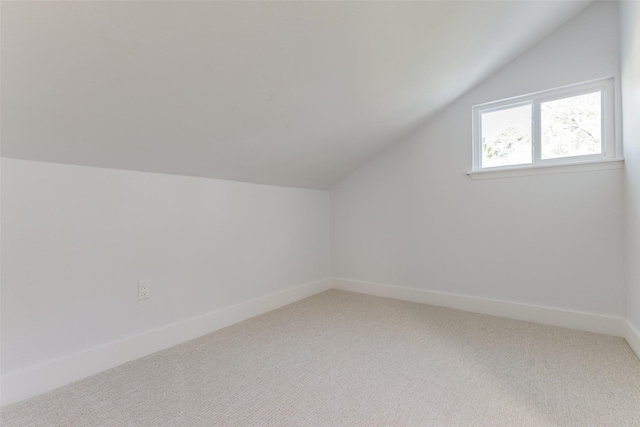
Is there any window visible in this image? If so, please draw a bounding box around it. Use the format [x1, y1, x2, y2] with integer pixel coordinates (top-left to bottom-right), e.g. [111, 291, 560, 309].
[471, 78, 619, 176]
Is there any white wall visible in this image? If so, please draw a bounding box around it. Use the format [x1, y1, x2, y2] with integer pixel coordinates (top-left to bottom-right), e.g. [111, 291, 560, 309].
[621, 1, 640, 340]
[1, 158, 330, 376]
[331, 2, 625, 317]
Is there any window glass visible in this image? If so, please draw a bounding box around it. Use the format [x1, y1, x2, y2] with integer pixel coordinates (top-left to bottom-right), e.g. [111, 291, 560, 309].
[481, 104, 532, 168]
[541, 91, 602, 159]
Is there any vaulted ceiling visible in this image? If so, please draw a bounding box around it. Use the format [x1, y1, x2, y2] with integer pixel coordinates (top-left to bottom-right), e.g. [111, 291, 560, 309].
[2, 1, 591, 189]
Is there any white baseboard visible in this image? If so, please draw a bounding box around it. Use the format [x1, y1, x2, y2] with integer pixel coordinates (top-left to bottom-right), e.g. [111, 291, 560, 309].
[1, 278, 332, 407]
[3, 277, 632, 407]
[626, 321, 640, 360]
[332, 278, 626, 337]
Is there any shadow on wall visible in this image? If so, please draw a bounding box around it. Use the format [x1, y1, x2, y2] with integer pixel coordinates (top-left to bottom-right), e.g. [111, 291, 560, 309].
[620, 2, 640, 73]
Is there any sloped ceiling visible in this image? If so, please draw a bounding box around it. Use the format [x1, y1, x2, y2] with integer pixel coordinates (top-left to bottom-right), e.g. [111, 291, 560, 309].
[1, 1, 591, 189]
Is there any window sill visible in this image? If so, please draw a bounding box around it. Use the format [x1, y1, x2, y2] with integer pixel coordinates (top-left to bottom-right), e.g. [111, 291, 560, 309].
[467, 158, 624, 180]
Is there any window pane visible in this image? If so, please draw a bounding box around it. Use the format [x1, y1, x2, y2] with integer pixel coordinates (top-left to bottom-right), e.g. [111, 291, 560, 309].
[481, 104, 532, 168]
[541, 91, 602, 159]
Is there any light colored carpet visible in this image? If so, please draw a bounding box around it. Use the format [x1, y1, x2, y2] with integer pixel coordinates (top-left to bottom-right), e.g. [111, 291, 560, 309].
[2, 289, 640, 426]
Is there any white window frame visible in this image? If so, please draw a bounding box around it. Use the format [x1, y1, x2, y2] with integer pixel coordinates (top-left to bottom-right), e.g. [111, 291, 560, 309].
[469, 77, 621, 178]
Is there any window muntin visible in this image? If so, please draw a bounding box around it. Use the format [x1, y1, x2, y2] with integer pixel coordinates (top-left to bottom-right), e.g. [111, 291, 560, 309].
[472, 78, 615, 172]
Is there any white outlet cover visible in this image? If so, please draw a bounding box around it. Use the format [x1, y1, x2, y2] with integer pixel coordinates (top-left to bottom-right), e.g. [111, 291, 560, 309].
[138, 280, 151, 300]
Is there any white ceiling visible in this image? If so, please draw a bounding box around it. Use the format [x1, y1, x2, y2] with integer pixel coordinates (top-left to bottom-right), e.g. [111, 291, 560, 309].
[2, 1, 591, 189]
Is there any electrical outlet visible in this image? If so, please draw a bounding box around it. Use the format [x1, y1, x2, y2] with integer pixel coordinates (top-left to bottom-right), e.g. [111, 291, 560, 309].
[138, 280, 151, 300]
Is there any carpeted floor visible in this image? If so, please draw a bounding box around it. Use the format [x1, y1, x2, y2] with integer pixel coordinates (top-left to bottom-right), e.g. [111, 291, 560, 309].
[2, 289, 640, 426]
